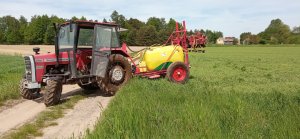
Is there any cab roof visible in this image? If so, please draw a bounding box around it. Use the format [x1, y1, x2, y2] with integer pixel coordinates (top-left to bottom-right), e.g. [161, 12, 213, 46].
[60, 20, 119, 28]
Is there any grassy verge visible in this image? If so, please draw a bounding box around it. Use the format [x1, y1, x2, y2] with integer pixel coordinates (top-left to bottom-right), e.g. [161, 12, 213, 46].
[3, 94, 86, 139]
[86, 47, 300, 138]
[0, 54, 23, 105]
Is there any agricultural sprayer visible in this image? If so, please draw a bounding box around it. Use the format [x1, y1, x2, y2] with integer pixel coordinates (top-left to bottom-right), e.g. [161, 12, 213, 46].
[20, 20, 190, 106]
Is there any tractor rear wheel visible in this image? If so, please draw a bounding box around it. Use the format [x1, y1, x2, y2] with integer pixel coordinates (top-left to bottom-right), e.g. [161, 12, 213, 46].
[19, 79, 40, 99]
[44, 79, 62, 107]
[97, 54, 132, 96]
[166, 62, 189, 84]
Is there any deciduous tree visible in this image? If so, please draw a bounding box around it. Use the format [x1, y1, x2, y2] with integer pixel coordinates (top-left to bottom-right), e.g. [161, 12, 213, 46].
[25, 15, 50, 44]
[259, 19, 291, 44]
[136, 25, 158, 46]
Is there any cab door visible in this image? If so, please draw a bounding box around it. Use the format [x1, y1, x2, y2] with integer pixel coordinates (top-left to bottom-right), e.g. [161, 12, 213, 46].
[91, 25, 113, 78]
[58, 24, 78, 78]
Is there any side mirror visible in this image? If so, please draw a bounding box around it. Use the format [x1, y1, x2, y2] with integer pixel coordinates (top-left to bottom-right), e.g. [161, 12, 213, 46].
[33, 47, 40, 55]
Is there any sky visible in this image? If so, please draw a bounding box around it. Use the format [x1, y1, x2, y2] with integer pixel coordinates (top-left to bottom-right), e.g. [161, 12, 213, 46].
[0, 0, 299, 37]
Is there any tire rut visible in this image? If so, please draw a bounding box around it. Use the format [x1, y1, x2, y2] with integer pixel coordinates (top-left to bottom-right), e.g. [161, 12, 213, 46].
[0, 85, 81, 137]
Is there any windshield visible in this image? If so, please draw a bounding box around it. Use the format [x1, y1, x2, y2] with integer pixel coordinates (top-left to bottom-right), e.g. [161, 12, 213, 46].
[95, 26, 120, 49]
[58, 24, 75, 49]
[111, 27, 119, 48]
[95, 27, 112, 48]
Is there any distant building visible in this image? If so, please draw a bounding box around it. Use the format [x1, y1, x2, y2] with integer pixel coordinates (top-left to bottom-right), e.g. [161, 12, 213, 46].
[224, 37, 235, 45]
[216, 37, 239, 45]
[216, 37, 224, 45]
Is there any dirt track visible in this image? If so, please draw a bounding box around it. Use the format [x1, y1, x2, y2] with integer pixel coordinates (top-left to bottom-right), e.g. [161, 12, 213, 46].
[37, 94, 112, 139]
[0, 85, 80, 136]
[0, 85, 112, 138]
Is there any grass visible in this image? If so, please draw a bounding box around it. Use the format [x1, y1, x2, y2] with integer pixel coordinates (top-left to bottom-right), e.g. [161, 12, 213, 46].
[86, 46, 300, 138]
[0, 54, 24, 105]
[3, 94, 86, 139]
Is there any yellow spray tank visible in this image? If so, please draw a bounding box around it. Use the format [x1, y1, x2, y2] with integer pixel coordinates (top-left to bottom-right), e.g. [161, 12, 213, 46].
[139, 45, 184, 72]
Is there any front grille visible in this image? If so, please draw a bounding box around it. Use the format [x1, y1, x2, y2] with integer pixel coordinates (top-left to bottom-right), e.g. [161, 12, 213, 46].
[24, 56, 32, 81]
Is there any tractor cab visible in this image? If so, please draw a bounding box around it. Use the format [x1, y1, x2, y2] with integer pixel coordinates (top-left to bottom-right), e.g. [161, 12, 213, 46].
[55, 21, 121, 79]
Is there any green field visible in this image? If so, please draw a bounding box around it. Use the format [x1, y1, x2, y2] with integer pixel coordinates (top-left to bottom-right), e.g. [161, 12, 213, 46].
[0, 46, 299, 138]
[0, 55, 23, 105]
[86, 47, 300, 138]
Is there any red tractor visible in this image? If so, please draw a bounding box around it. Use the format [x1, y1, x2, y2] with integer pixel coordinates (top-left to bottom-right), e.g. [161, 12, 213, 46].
[20, 20, 190, 106]
[187, 32, 207, 53]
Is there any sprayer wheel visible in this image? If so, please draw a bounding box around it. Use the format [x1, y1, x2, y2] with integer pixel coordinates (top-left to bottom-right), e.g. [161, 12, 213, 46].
[166, 62, 189, 84]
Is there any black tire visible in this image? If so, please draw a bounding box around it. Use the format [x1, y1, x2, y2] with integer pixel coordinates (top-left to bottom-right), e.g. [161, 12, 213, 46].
[77, 82, 99, 90]
[97, 54, 132, 96]
[19, 79, 40, 99]
[166, 62, 189, 84]
[44, 79, 62, 107]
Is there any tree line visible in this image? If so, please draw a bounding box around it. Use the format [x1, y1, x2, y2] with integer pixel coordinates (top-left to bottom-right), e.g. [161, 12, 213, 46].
[0, 10, 223, 46]
[240, 19, 300, 45]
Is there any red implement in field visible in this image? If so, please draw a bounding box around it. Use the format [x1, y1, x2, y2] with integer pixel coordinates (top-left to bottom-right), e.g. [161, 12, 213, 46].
[187, 32, 207, 53]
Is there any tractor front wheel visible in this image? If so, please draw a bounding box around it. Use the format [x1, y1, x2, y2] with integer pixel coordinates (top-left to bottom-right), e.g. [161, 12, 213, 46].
[97, 54, 132, 96]
[19, 79, 40, 99]
[44, 79, 62, 107]
[166, 62, 189, 84]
